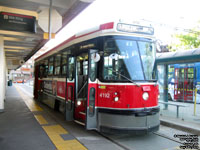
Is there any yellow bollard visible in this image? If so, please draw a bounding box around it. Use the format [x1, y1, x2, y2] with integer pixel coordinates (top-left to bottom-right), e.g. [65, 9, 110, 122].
[194, 88, 197, 116]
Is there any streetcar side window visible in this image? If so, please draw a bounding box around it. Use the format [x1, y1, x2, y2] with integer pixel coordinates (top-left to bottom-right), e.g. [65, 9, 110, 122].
[39, 64, 44, 78]
[61, 52, 68, 75]
[68, 57, 75, 81]
[48, 57, 54, 75]
[44, 59, 48, 77]
[54, 54, 61, 75]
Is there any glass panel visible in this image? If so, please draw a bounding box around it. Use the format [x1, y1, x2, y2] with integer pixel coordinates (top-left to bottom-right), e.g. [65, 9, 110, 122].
[67, 86, 73, 110]
[83, 61, 88, 75]
[68, 57, 75, 81]
[138, 41, 156, 80]
[55, 66, 60, 75]
[39, 65, 44, 78]
[157, 65, 165, 101]
[48, 57, 54, 75]
[89, 88, 95, 117]
[62, 53, 67, 65]
[55, 54, 61, 66]
[90, 57, 97, 82]
[44, 60, 48, 77]
[62, 65, 67, 75]
[103, 39, 144, 81]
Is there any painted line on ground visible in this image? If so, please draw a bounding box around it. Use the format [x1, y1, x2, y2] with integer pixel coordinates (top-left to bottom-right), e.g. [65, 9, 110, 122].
[34, 115, 48, 125]
[15, 84, 88, 150]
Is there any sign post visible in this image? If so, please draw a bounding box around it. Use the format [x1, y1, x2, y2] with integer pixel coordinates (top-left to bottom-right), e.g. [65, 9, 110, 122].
[38, 8, 62, 39]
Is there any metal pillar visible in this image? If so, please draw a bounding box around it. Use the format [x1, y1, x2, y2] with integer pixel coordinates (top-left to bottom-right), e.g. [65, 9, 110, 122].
[48, 0, 52, 40]
[0, 36, 5, 112]
[163, 64, 168, 109]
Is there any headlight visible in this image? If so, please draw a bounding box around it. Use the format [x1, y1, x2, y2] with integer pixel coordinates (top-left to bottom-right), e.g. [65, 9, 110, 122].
[77, 101, 81, 106]
[142, 92, 149, 101]
[114, 97, 119, 102]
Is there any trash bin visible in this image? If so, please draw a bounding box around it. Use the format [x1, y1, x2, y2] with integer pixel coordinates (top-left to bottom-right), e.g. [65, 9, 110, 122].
[8, 80, 12, 86]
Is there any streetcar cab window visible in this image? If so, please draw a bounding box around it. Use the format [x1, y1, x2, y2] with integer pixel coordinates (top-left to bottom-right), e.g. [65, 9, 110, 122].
[48, 57, 54, 75]
[103, 38, 156, 81]
[61, 52, 68, 75]
[103, 39, 144, 81]
[54, 54, 61, 75]
[138, 41, 156, 80]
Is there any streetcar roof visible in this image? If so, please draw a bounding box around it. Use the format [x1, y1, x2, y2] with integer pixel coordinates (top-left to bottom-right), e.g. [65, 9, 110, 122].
[35, 21, 155, 62]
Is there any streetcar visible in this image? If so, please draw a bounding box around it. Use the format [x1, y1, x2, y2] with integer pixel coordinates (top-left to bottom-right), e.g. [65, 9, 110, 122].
[168, 63, 200, 103]
[34, 20, 160, 133]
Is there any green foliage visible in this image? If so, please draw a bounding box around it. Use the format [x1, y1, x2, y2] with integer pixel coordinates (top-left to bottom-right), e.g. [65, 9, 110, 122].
[169, 29, 200, 51]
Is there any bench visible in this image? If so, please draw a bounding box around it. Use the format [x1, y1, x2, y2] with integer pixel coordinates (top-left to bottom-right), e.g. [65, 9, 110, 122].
[159, 101, 188, 118]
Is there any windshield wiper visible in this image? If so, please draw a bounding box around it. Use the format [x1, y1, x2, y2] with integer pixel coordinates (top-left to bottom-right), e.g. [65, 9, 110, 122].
[106, 68, 141, 87]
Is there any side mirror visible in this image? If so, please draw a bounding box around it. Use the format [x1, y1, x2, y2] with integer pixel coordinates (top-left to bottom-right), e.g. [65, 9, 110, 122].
[109, 53, 119, 60]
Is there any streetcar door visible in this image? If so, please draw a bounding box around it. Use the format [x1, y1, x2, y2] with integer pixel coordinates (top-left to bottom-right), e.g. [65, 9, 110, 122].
[86, 49, 98, 130]
[174, 67, 194, 102]
[184, 68, 194, 101]
[66, 56, 75, 121]
[74, 53, 88, 125]
[174, 68, 184, 100]
[34, 65, 39, 99]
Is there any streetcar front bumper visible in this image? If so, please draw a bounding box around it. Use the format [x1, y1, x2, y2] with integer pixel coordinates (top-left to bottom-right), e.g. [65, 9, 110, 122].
[97, 107, 160, 134]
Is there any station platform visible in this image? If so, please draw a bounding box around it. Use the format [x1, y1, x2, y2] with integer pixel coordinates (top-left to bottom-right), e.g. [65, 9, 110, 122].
[0, 84, 199, 150]
[0, 84, 124, 150]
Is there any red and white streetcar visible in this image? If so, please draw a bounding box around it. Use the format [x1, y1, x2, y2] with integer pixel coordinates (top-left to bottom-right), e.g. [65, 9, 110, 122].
[34, 20, 160, 133]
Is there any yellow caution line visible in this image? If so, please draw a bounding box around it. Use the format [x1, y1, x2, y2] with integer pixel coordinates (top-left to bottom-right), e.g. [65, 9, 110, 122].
[14, 85, 87, 150]
[34, 115, 48, 125]
[15, 85, 43, 111]
[43, 125, 87, 150]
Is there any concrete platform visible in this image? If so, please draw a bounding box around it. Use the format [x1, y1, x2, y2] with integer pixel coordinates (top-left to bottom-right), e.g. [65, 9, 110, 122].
[0, 86, 55, 150]
[0, 84, 124, 150]
[160, 116, 200, 135]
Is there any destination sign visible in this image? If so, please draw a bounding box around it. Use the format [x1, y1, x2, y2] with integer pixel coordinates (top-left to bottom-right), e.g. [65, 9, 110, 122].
[0, 12, 36, 33]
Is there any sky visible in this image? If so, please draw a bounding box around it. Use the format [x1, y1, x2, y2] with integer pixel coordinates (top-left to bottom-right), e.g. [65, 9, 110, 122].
[42, 0, 200, 51]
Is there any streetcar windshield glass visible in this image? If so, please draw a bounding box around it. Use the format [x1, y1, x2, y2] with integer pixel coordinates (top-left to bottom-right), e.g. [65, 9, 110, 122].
[103, 38, 155, 81]
[138, 41, 156, 80]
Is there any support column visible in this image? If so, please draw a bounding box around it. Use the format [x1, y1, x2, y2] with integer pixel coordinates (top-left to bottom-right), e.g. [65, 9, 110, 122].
[0, 36, 5, 112]
[164, 64, 169, 109]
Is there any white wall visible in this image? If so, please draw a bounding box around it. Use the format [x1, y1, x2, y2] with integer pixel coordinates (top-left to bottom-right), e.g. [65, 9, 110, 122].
[0, 36, 5, 112]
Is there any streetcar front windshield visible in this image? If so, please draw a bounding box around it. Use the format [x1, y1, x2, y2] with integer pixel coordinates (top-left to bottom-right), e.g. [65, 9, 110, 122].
[103, 38, 156, 81]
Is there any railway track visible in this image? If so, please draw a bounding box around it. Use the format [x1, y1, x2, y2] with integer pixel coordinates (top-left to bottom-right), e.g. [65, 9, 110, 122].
[98, 129, 186, 150]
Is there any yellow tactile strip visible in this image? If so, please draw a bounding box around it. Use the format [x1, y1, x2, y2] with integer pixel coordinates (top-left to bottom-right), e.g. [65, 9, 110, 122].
[14, 85, 88, 150]
[34, 115, 48, 125]
[43, 125, 87, 150]
[15, 86, 43, 111]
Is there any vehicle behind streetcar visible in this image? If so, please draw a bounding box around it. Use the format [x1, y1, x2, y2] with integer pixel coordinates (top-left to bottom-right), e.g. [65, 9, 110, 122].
[34, 20, 160, 133]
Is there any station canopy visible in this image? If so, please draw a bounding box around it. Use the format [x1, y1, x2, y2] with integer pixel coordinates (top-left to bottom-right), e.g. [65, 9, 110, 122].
[0, 0, 94, 70]
[156, 48, 200, 65]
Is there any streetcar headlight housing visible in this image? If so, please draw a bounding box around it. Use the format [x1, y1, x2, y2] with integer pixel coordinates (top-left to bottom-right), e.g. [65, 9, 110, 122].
[142, 92, 149, 100]
[77, 101, 81, 106]
[114, 97, 119, 102]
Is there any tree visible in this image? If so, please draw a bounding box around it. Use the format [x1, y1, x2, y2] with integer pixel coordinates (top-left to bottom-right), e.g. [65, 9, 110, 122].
[169, 27, 200, 51]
